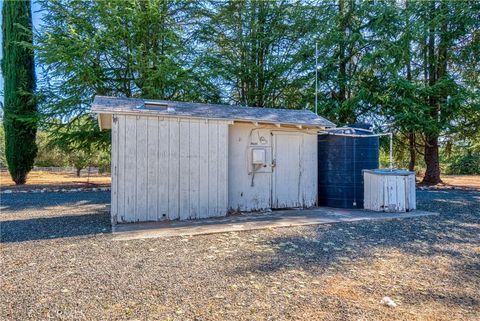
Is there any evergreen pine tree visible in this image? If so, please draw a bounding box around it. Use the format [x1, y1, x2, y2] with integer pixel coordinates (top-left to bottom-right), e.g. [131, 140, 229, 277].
[1, 0, 38, 184]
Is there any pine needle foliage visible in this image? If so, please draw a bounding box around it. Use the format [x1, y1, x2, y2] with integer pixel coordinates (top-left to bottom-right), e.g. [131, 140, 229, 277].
[1, 0, 38, 184]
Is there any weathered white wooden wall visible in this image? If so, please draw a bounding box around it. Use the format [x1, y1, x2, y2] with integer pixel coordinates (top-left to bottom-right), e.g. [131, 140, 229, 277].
[228, 123, 317, 212]
[363, 171, 416, 212]
[111, 114, 229, 223]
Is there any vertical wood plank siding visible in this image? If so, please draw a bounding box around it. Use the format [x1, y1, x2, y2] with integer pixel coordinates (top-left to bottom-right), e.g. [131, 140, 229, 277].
[189, 120, 200, 219]
[363, 171, 416, 212]
[110, 115, 119, 224]
[158, 118, 169, 219]
[116, 115, 126, 222]
[124, 116, 137, 220]
[136, 116, 148, 221]
[168, 119, 180, 220]
[112, 115, 229, 223]
[217, 124, 229, 214]
[208, 122, 219, 217]
[179, 120, 190, 220]
[198, 121, 210, 218]
[146, 117, 159, 221]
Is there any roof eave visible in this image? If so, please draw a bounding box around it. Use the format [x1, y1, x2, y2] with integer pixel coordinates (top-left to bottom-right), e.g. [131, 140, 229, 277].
[91, 108, 333, 129]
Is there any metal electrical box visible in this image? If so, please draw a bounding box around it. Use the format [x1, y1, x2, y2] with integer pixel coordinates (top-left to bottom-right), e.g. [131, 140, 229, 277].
[252, 148, 266, 165]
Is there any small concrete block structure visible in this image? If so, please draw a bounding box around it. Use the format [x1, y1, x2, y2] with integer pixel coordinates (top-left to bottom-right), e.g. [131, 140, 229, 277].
[92, 96, 335, 223]
[363, 169, 416, 212]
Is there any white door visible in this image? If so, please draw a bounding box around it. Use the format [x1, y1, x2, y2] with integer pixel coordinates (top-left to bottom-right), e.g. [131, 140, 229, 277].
[272, 132, 302, 208]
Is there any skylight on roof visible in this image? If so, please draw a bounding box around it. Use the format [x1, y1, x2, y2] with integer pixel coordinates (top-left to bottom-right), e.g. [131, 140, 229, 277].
[144, 101, 169, 109]
[143, 101, 175, 112]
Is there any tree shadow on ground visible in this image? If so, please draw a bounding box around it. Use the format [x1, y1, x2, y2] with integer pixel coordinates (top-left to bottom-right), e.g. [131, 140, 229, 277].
[236, 214, 479, 273]
[0, 191, 110, 212]
[1, 211, 111, 243]
[234, 207, 478, 271]
[228, 190, 479, 310]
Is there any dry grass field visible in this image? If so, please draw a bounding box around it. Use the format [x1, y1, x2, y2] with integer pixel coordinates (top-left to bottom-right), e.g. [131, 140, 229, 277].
[1, 170, 478, 191]
[0, 170, 111, 190]
[438, 175, 480, 189]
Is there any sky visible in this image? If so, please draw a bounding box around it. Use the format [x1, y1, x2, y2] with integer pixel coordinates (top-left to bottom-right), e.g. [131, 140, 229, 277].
[0, 0, 44, 107]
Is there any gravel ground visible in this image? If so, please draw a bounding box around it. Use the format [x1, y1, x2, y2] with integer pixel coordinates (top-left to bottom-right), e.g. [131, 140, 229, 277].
[1, 190, 479, 320]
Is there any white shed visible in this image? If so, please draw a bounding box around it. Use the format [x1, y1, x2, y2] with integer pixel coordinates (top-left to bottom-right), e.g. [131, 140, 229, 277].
[92, 96, 335, 223]
[363, 169, 416, 212]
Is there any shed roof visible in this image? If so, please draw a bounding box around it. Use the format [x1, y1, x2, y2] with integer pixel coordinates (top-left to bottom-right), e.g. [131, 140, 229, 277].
[91, 96, 335, 129]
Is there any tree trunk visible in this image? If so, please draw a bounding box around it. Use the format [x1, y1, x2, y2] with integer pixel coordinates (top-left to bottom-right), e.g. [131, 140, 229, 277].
[423, 136, 441, 184]
[406, 0, 416, 173]
[405, 0, 412, 81]
[422, 0, 442, 185]
[76, 168, 82, 177]
[438, 0, 448, 82]
[408, 133, 416, 172]
[256, 1, 267, 107]
[338, 0, 347, 104]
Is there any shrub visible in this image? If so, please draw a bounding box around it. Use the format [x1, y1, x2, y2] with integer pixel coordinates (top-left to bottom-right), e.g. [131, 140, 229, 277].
[446, 153, 480, 175]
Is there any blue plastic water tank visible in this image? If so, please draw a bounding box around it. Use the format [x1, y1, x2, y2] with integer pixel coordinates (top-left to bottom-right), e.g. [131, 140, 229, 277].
[317, 125, 379, 208]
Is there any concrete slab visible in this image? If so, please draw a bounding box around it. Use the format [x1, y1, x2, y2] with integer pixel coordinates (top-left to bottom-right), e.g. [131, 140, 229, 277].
[112, 207, 437, 241]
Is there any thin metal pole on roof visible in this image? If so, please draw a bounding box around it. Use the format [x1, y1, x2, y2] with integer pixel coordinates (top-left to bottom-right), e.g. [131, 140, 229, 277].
[315, 42, 318, 115]
[389, 132, 393, 170]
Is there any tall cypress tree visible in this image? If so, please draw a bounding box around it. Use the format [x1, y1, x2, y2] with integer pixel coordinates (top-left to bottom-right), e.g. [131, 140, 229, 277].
[1, 0, 37, 184]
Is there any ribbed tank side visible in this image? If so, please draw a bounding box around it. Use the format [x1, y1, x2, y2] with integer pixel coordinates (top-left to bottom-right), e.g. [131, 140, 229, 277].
[318, 129, 379, 208]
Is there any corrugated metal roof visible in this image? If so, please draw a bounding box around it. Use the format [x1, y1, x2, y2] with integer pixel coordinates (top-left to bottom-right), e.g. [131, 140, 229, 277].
[91, 95, 335, 128]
